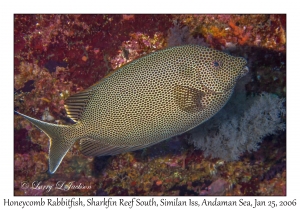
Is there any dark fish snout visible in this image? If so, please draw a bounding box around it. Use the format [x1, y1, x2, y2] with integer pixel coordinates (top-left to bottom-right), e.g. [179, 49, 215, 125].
[241, 66, 249, 77]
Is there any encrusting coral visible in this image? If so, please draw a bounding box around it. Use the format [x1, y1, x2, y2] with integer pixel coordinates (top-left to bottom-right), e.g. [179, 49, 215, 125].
[14, 14, 286, 196]
[167, 21, 209, 47]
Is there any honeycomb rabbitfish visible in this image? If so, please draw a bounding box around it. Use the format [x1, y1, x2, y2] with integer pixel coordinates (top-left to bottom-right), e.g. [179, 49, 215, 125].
[15, 45, 249, 173]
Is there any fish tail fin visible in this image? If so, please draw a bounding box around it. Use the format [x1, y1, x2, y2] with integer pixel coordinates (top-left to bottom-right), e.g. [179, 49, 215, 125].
[15, 111, 76, 174]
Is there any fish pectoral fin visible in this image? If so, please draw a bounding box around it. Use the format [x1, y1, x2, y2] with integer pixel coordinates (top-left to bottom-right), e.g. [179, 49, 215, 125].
[64, 89, 94, 122]
[174, 85, 206, 113]
[80, 138, 155, 156]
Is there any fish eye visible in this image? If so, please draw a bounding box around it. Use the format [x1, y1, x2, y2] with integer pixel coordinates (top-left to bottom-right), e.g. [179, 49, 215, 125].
[213, 61, 219, 67]
[212, 60, 222, 68]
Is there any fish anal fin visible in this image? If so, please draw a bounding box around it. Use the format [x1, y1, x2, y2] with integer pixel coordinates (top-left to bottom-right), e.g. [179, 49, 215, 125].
[80, 138, 156, 156]
[64, 90, 94, 122]
[174, 85, 206, 113]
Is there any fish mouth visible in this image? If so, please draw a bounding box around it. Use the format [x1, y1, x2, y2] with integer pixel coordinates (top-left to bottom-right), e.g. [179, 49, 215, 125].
[241, 65, 249, 77]
[239, 57, 249, 77]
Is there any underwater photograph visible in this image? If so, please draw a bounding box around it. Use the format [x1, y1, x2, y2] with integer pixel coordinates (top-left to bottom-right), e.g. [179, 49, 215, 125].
[14, 14, 286, 196]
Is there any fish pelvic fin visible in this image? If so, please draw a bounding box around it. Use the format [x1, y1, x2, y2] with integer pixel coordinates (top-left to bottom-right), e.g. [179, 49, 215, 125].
[15, 111, 77, 174]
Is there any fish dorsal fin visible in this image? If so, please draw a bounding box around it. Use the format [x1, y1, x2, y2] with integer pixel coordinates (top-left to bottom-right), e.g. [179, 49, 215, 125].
[64, 89, 94, 122]
[174, 85, 206, 113]
[64, 69, 119, 122]
[80, 138, 158, 156]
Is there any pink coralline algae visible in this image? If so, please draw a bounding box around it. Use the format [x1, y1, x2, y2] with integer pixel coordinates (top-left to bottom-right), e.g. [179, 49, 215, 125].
[199, 178, 230, 195]
[167, 22, 210, 47]
[14, 14, 286, 196]
[110, 32, 165, 69]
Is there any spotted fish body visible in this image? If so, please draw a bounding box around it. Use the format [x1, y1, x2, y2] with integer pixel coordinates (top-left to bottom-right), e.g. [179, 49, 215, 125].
[16, 45, 248, 173]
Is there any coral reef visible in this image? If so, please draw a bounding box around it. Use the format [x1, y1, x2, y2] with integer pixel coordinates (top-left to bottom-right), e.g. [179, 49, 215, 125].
[199, 178, 230, 195]
[176, 14, 286, 51]
[14, 14, 286, 196]
[167, 21, 209, 47]
[110, 31, 166, 69]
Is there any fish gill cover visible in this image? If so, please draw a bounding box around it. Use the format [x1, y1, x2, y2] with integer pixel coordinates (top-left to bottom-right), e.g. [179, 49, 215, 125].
[14, 14, 286, 196]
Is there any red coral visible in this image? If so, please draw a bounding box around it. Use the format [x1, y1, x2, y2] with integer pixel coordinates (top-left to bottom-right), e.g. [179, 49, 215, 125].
[14, 14, 286, 196]
[228, 20, 251, 45]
